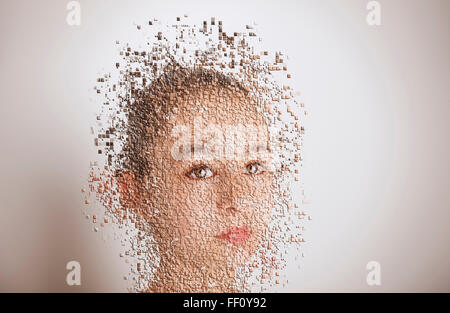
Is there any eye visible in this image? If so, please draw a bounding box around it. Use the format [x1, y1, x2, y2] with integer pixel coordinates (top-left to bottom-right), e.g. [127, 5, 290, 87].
[244, 161, 265, 175]
[186, 165, 214, 179]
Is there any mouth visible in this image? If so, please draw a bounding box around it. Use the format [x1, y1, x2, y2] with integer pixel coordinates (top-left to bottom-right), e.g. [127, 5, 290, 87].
[215, 226, 252, 245]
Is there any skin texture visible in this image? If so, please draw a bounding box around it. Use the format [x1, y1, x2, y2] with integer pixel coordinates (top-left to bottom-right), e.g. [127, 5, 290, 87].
[119, 86, 274, 292]
[87, 19, 307, 293]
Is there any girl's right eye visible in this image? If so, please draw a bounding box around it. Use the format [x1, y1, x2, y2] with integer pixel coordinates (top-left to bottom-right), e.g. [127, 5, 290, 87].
[186, 166, 214, 179]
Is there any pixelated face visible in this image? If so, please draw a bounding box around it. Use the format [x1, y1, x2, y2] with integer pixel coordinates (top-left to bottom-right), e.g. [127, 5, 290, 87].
[88, 17, 306, 292]
[142, 88, 274, 270]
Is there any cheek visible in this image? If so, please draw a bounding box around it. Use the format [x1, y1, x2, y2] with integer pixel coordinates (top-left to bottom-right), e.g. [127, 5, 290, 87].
[245, 174, 274, 204]
[246, 176, 274, 231]
[247, 198, 272, 235]
[168, 181, 217, 237]
[149, 184, 217, 258]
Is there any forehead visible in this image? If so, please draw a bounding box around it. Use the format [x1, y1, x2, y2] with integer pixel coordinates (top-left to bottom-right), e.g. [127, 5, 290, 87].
[149, 86, 271, 163]
[169, 86, 265, 126]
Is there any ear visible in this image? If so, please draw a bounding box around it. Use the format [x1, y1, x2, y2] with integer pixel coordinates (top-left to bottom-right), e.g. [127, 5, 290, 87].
[116, 171, 141, 212]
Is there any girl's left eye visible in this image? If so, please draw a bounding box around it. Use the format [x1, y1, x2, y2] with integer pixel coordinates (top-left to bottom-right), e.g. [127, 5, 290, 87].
[244, 162, 265, 175]
[187, 166, 214, 179]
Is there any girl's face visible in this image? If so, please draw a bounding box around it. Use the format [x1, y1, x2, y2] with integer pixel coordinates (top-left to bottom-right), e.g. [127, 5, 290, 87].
[141, 89, 274, 270]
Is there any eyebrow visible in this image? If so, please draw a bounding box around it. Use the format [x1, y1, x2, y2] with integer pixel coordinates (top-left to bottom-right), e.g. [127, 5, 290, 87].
[175, 144, 203, 157]
[191, 144, 204, 154]
[251, 144, 271, 151]
[175, 143, 272, 160]
[181, 144, 271, 153]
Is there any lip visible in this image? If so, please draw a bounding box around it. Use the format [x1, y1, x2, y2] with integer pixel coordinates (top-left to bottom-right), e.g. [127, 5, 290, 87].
[215, 226, 252, 245]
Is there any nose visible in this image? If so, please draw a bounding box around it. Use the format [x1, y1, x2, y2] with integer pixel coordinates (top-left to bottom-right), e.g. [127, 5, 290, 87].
[215, 173, 240, 215]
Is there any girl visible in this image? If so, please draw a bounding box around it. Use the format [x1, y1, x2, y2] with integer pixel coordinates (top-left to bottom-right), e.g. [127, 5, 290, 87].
[117, 67, 275, 292]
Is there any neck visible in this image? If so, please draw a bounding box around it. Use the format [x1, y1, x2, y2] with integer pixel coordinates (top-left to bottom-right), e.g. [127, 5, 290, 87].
[146, 255, 239, 292]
